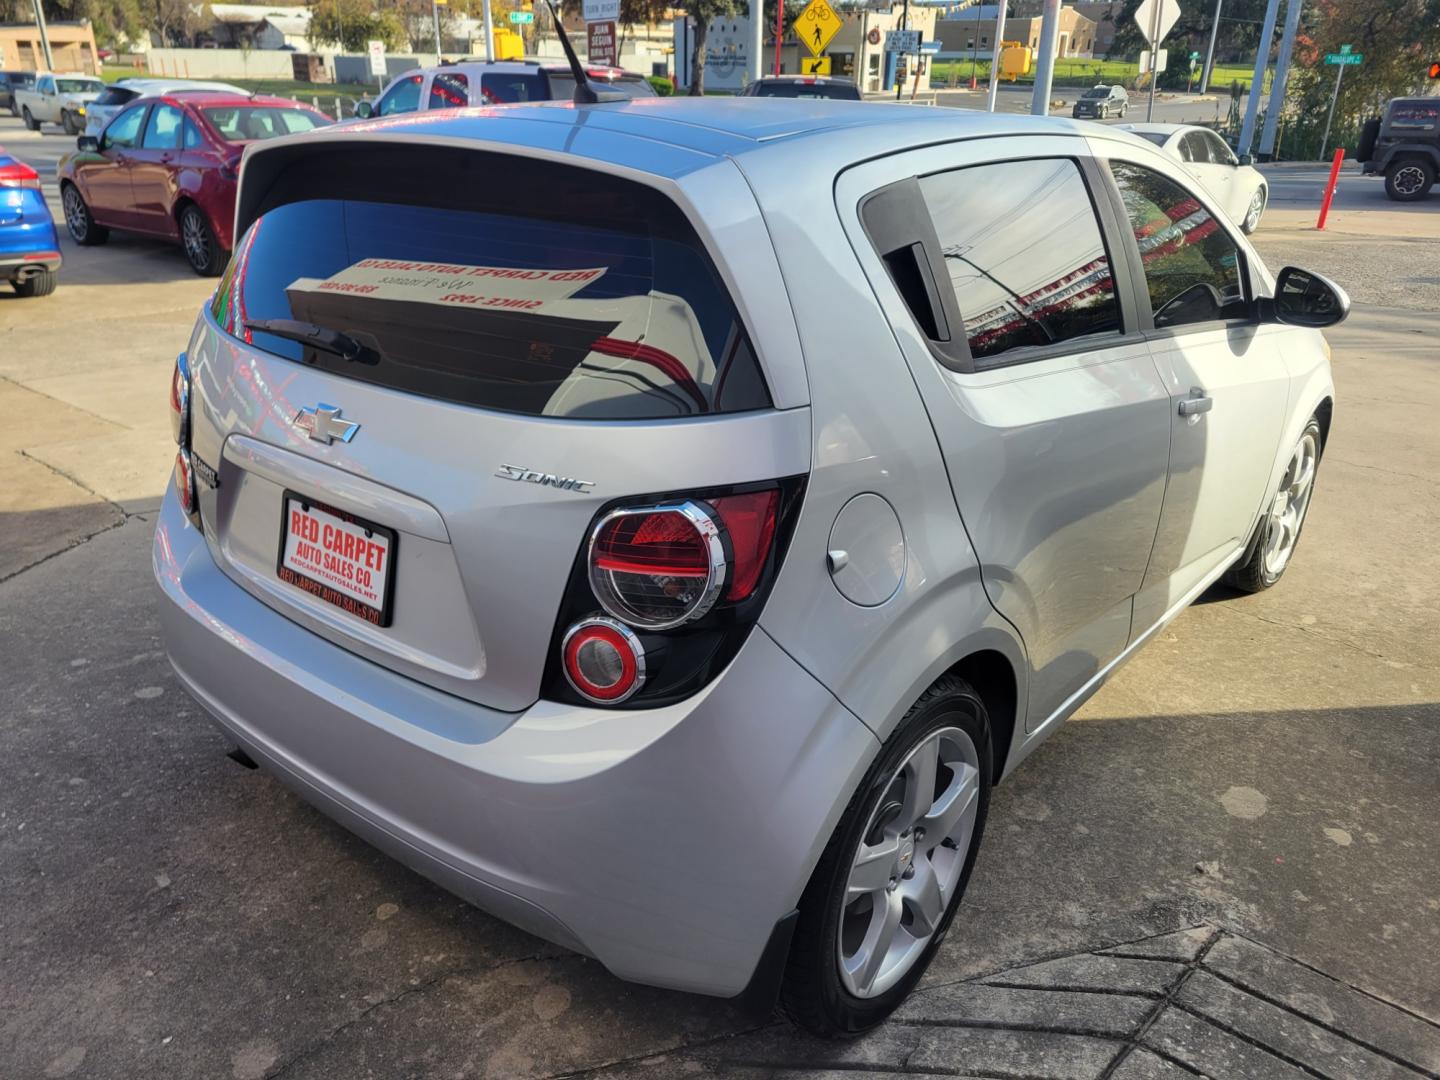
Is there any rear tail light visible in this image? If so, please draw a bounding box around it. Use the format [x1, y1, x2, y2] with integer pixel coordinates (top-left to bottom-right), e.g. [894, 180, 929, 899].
[545, 478, 805, 709]
[169, 351, 190, 445]
[174, 449, 196, 516]
[562, 618, 646, 703]
[0, 160, 41, 190]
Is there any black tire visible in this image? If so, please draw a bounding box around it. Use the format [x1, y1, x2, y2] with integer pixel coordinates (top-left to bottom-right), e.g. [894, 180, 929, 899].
[61, 109, 78, 135]
[1099, 106, 1109, 120]
[12, 269, 58, 298]
[1223, 417, 1323, 593]
[1241, 186, 1267, 234]
[61, 183, 109, 246]
[1385, 157, 1435, 202]
[179, 203, 227, 277]
[781, 675, 993, 1037]
[22, 105, 39, 131]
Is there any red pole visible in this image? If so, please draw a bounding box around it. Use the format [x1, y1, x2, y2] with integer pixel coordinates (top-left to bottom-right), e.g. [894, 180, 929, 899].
[774, 0, 783, 75]
[1316, 147, 1345, 231]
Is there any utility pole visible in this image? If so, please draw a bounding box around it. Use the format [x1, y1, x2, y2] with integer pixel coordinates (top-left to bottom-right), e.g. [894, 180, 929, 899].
[1144, 0, 1160, 120]
[1030, 0, 1060, 115]
[30, 0, 54, 71]
[1237, 0, 1280, 158]
[432, 0, 443, 63]
[1258, 0, 1301, 159]
[1199, 0, 1221, 93]
[985, 0, 1007, 111]
[481, 0, 495, 61]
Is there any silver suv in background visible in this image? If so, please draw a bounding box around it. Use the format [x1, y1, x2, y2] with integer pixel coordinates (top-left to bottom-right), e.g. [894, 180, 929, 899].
[354, 59, 655, 117]
[155, 99, 1344, 1035]
[1072, 83, 1129, 119]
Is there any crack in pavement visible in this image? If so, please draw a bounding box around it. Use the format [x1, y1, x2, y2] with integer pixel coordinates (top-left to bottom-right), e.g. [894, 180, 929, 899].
[1212, 603, 1404, 666]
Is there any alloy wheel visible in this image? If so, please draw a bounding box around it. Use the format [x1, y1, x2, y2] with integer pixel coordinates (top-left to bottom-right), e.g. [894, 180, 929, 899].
[1393, 165, 1426, 197]
[182, 209, 210, 271]
[63, 187, 88, 241]
[1262, 430, 1318, 579]
[838, 725, 981, 999]
[1245, 189, 1265, 231]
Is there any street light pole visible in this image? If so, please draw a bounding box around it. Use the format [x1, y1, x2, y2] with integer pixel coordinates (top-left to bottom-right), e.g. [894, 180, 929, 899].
[1318, 60, 1344, 160]
[1029, 0, 1060, 115]
[1237, 0, 1280, 157]
[1258, 0, 1302, 160]
[481, 0, 495, 61]
[895, 0, 909, 101]
[1199, 0, 1221, 93]
[985, 0, 1007, 111]
[30, 0, 54, 71]
[432, 0, 443, 63]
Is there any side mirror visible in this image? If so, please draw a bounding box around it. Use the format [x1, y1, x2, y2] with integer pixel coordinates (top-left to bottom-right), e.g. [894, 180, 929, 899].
[354, 100, 373, 119]
[1268, 266, 1350, 329]
[77, 134, 99, 152]
[1238, 153, 1255, 166]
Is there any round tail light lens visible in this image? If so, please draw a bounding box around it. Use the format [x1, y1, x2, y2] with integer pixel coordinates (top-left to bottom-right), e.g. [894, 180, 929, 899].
[588, 502, 727, 629]
[562, 618, 646, 703]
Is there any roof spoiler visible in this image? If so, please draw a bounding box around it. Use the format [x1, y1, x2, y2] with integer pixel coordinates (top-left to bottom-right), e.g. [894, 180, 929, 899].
[543, 0, 624, 104]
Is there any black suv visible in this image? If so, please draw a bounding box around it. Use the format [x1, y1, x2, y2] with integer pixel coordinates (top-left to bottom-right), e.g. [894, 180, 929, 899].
[0, 71, 37, 116]
[1357, 98, 1439, 201]
[1072, 84, 1128, 120]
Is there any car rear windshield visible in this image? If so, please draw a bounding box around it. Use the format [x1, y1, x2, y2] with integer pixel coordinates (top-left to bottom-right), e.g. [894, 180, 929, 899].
[1132, 132, 1169, 147]
[57, 78, 102, 94]
[93, 86, 138, 106]
[1082, 87, 1110, 99]
[203, 105, 330, 141]
[757, 81, 860, 99]
[212, 147, 770, 420]
[546, 73, 658, 99]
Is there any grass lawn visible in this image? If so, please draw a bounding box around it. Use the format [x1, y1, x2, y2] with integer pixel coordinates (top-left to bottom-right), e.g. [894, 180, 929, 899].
[100, 65, 374, 101]
[930, 57, 1256, 91]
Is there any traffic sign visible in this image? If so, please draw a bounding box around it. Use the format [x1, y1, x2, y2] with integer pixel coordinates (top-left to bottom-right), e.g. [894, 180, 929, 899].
[1324, 52, 1362, 66]
[587, 19, 617, 65]
[885, 28, 921, 54]
[797, 0, 843, 58]
[582, 0, 618, 22]
[366, 39, 386, 77]
[509, 10, 533, 22]
[1133, 0, 1180, 46]
[800, 55, 832, 75]
[1139, 48, 1168, 74]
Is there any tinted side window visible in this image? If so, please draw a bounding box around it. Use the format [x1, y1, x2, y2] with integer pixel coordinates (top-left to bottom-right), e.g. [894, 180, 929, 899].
[481, 72, 548, 102]
[918, 158, 1122, 364]
[105, 104, 147, 149]
[1204, 132, 1237, 165]
[183, 117, 203, 149]
[142, 103, 184, 149]
[1109, 162, 1247, 329]
[429, 71, 468, 108]
[378, 74, 423, 115]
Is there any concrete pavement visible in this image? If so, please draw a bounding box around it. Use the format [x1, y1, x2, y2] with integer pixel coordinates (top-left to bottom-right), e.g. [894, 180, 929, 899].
[1, 109, 1438, 1079]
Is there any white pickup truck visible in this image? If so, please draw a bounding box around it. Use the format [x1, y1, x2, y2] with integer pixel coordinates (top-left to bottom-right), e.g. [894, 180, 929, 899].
[15, 73, 105, 135]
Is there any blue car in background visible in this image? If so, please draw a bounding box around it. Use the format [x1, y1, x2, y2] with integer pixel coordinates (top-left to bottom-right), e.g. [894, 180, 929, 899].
[0, 145, 61, 297]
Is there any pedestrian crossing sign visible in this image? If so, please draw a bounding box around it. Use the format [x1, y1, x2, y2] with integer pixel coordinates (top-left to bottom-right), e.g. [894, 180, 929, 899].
[797, 0, 843, 58]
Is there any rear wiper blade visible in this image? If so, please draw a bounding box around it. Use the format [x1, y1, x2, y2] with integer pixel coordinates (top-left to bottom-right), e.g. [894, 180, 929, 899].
[243, 318, 368, 362]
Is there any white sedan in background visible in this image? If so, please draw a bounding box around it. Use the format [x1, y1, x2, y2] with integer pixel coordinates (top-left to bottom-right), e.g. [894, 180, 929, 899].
[84, 78, 246, 135]
[1117, 123, 1268, 233]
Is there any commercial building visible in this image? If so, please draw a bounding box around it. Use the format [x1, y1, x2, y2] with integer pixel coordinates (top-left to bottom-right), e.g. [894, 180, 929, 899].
[0, 21, 100, 73]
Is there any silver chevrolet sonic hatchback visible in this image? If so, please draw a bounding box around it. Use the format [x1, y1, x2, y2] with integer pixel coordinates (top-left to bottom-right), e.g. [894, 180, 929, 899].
[154, 98, 1345, 1035]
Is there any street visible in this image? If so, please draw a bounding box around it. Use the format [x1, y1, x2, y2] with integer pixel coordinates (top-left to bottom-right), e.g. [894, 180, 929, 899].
[2, 104, 1439, 1080]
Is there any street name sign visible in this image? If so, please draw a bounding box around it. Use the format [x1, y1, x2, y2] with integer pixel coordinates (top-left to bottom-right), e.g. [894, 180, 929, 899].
[797, 0, 843, 58]
[1324, 52, 1362, 66]
[510, 10, 534, 23]
[587, 19, 617, 65]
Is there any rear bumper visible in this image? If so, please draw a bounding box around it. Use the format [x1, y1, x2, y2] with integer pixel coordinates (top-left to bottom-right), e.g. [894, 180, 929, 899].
[0, 250, 62, 279]
[153, 489, 877, 997]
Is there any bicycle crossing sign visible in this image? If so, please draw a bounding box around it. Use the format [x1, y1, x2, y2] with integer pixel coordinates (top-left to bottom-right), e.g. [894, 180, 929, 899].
[797, 0, 843, 58]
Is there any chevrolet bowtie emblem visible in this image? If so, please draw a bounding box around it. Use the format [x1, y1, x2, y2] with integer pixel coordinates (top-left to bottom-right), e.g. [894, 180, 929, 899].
[293, 404, 360, 445]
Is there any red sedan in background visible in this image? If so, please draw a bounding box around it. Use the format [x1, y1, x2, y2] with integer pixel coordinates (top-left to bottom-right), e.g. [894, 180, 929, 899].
[58, 91, 331, 276]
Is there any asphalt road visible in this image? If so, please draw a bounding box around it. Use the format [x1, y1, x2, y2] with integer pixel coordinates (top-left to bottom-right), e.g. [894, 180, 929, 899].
[1, 107, 1438, 1079]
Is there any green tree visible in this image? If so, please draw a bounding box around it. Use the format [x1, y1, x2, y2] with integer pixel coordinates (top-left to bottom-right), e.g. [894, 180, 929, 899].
[308, 0, 406, 51]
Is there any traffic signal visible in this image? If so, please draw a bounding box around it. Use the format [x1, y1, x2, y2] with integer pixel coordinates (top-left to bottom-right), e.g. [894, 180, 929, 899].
[1430, 60, 1440, 78]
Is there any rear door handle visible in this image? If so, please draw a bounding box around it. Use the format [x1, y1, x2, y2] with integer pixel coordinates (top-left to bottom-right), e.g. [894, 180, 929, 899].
[1179, 389, 1213, 417]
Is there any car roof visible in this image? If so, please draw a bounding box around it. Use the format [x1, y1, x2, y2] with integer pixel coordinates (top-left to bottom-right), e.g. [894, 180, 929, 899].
[146, 91, 312, 108]
[396, 59, 646, 78]
[1115, 122, 1194, 137]
[116, 77, 244, 90]
[755, 75, 851, 83]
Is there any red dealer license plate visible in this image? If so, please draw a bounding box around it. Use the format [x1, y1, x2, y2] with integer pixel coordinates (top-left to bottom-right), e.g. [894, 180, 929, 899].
[277, 493, 397, 627]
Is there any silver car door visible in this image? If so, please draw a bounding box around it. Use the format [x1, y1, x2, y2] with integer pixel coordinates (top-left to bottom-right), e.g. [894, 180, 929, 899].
[837, 136, 1172, 733]
[1093, 143, 1292, 630]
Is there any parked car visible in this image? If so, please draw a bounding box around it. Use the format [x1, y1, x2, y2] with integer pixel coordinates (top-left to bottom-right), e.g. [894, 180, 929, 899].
[0, 146, 61, 297]
[0, 71, 37, 116]
[1117, 122, 1268, 232]
[153, 100, 1343, 1036]
[739, 75, 861, 100]
[1356, 97, 1439, 202]
[85, 77, 246, 136]
[14, 72, 105, 134]
[1072, 84, 1128, 119]
[58, 91, 332, 275]
[354, 59, 656, 118]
